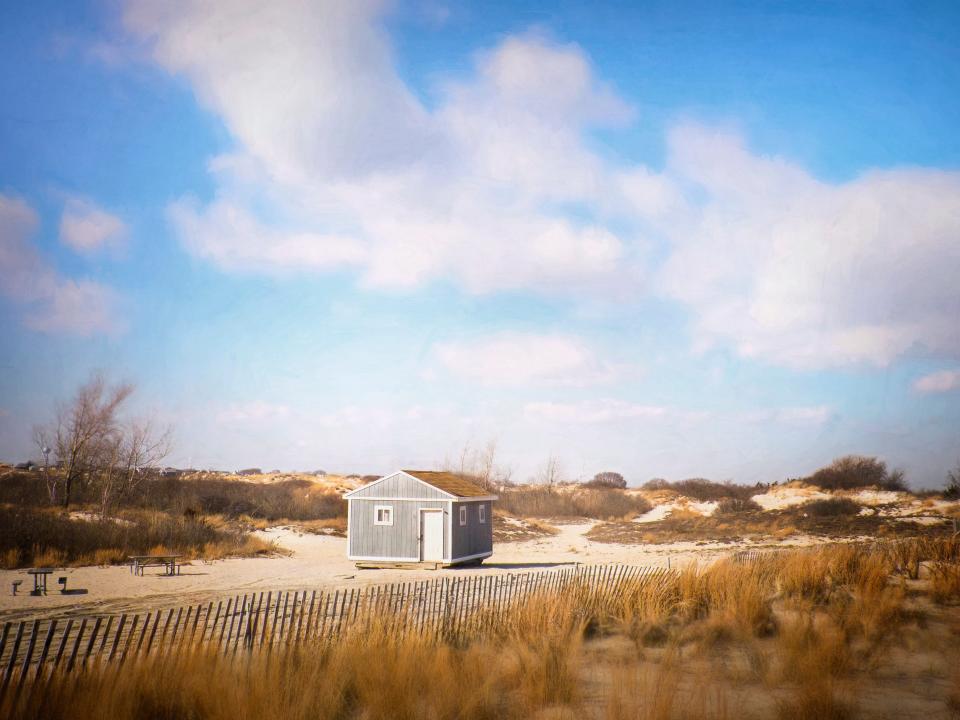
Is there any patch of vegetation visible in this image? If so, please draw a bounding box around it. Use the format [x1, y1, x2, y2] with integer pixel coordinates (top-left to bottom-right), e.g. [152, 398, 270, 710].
[642, 477, 766, 502]
[584, 471, 627, 489]
[714, 497, 763, 514]
[806, 455, 907, 491]
[0, 505, 276, 569]
[6, 539, 960, 720]
[945, 460, 960, 500]
[802, 497, 863, 517]
[497, 486, 651, 520]
[587, 502, 952, 545]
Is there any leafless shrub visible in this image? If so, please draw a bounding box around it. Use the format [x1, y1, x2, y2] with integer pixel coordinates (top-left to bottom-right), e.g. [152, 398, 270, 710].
[498, 486, 651, 519]
[585, 471, 627, 489]
[807, 455, 907, 491]
[802, 498, 862, 517]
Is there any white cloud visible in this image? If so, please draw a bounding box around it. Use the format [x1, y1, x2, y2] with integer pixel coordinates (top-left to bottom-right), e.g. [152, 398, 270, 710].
[121, 3, 637, 295]
[59, 197, 127, 253]
[217, 401, 290, 424]
[913, 369, 960, 394]
[434, 333, 616, 385]
[658, 125, 960, 369]
[169, 197, 367, 273]
[742, 405, 834, 426]
[0, 194, 122, 335]
[119, 1, 960, 369]
[524, 399, 668, 423]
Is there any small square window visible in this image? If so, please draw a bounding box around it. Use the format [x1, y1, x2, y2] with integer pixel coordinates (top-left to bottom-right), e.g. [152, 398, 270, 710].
[478, 505, 486, 524]
[374, 505, 393, 526]
[459, 506, 467, 526]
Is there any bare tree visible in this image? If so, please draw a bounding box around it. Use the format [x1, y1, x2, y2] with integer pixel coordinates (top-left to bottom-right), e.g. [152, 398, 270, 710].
[445, 438, 513, 492]
[535, 455, 563, 488]
[52, 374, 133, 507]
[96, 419, 171, 518]
[946, 460, 960, 501]
[36, 372, 170, 511]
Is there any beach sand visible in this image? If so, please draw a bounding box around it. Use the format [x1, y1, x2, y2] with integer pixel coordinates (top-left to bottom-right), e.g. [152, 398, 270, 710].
[0, 521, 839, 622]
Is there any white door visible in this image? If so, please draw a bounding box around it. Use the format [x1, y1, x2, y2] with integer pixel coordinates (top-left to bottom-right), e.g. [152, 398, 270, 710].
[421, 510, 443, 561]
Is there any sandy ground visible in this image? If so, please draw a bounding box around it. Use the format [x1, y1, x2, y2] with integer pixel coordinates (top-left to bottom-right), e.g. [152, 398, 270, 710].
[0, 521, 832, 622]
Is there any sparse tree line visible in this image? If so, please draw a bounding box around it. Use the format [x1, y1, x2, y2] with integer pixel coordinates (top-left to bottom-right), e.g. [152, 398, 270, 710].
[30, 372, 171, 517]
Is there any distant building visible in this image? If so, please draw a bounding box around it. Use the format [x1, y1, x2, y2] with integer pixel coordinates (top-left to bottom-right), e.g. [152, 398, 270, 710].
[344, 470, 496, 566]
[236, 468, 262, 476]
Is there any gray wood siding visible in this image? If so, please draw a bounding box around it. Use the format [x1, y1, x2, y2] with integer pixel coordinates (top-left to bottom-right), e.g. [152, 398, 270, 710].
[451, 501, 493, 560]
[349, 499, 448, 559]
[349, 472, 452, 501]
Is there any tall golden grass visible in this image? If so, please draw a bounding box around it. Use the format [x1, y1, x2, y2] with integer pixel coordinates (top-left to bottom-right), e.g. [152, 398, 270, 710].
[4, 537, 959, 720]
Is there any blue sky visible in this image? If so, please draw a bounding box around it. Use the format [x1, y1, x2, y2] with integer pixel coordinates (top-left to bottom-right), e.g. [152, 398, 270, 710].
[1, 1, 958, 485]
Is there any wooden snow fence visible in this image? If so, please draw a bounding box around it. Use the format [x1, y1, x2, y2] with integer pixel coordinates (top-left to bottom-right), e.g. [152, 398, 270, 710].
[0, 563, 675, 698]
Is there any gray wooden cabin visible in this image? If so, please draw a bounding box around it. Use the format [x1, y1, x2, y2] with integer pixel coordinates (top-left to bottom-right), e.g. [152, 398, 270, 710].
[344, 470, 496, 566]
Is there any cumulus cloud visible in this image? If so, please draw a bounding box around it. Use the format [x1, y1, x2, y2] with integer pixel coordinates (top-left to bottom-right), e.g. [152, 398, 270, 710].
[658, 125, 960, 369]
[433, 333, 617, 385]
[59, 197, 127, 253]
[0, 194, 122, 335]
[216, 401, 290, 424]
[119, 0, 960, 369]
[121, 2, 636, 295]
[741, 405, 834, 426]
[524, 399, 668, 423]
[913, 369, 960, 394]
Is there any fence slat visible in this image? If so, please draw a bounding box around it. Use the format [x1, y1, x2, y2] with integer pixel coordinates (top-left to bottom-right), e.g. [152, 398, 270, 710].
[33, 619, 58, 684]
[16, 619, 41, 689]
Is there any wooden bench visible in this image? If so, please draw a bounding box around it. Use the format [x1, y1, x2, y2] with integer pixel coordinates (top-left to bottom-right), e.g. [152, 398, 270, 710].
[128, 555, 182, 576]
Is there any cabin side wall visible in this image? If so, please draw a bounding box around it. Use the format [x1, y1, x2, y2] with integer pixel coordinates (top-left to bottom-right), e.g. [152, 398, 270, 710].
[450, 500, 493, 562]
[348, 498, 449, 560]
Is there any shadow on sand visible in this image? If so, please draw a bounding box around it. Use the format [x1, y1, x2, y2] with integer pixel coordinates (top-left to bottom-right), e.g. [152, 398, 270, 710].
[451, 561, 576, 571]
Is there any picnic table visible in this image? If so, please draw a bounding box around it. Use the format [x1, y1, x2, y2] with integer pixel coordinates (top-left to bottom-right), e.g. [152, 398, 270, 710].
[27, 568, 54, 595]
[128, 555, 182, 576]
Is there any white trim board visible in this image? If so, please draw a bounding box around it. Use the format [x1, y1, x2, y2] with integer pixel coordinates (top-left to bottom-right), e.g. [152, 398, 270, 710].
[347, 555, 422, 563]
[344, 470, 456, 500]
[343, 470, 498, 502]
[346, 495, 497, 503]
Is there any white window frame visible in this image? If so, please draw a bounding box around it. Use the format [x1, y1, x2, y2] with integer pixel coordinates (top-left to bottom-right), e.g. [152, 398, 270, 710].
[459, 506, 467, 526]
[478, 504, 486, 524]
[374, 505, 394, 526]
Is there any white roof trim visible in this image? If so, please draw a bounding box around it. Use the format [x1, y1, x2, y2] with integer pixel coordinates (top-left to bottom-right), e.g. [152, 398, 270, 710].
[343, 470, 458, 500]
[349, 495, 498, 502]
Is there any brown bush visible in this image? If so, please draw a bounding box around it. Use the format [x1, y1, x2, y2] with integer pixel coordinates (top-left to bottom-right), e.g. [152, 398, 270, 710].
[715, 497, 762, 514]
[647, 478, 763, 502]
[497, 486, 651, 519]
[807, 455, 907, 491]
[802, 498, 862, 517]
[0, 505, 273, 568]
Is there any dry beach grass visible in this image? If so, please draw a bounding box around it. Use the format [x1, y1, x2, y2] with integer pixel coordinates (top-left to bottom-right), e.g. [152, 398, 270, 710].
[4, 538, 960, 720]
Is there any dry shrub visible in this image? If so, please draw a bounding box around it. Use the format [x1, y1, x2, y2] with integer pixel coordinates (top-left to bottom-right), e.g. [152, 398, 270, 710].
[6, 601, 585, 720]
[295, 517, 348, 536]
[929, 562, 960, 604]
[802, 497, 862, 517]
[806, 454, 906, 491]
[651, 478, 762, 502]
[0, 505, 275, 568]
[677, 560, 776, 638]
[715, 497, 762, 514]
[498, 486, 651, 519]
